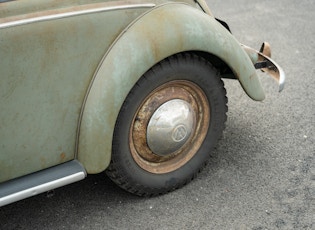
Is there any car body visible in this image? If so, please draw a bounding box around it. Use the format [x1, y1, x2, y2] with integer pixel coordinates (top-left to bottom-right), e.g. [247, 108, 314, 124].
[0, 0, 285, 206]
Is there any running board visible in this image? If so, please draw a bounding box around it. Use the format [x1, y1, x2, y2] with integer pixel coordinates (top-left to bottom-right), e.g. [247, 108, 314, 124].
[0, 160, 86, 207]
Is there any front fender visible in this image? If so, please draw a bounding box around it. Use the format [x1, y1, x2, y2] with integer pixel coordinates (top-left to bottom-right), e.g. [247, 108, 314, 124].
[78, 3, 265, 173]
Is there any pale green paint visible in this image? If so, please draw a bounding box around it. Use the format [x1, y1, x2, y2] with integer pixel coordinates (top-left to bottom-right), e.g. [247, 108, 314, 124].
[0, 0, 198, 19]
[0, 3, 149, 182]
[0, 0, 117, 18]
[78, 3, 265, 173]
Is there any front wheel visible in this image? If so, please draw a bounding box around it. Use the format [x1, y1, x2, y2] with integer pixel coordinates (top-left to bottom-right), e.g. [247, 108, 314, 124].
[106, 53, 227, 196]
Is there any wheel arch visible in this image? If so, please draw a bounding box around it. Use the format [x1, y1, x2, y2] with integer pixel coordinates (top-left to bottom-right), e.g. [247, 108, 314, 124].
[77, 3, 264, 173]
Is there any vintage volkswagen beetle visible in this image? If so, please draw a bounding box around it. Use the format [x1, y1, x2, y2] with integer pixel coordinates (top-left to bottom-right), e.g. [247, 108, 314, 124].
[0, 0, 284, 206]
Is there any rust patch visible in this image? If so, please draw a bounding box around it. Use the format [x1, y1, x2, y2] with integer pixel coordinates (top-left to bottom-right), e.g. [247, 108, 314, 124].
[40, 157, 47, 168]
[60, 152, 66, 161]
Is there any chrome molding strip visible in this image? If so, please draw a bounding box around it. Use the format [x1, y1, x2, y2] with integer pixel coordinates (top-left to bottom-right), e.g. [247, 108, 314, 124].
[0, 172, 85, 207]
[0, 3, 155, 29]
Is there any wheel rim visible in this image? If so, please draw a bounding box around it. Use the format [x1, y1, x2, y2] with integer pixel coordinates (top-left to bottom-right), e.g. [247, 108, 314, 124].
[129, 80, 210, 174]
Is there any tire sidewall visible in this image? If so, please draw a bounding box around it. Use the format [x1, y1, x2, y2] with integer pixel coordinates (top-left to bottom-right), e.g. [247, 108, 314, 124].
[110, 55, 227, 194]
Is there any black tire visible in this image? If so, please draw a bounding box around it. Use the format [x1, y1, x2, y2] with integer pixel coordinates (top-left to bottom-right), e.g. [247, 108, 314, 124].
[106, 53, 227, 196]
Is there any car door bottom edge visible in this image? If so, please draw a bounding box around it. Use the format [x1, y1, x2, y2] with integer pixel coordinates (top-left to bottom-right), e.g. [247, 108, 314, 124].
[0, 160, 86, 207]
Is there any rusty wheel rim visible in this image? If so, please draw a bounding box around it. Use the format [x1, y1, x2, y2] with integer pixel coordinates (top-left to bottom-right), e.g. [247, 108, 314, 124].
[129, 80, 210, 174]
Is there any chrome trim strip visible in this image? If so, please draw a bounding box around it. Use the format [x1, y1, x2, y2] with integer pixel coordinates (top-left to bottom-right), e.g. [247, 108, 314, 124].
[0, 3, 155, 29]
[0, 172, 85, 207]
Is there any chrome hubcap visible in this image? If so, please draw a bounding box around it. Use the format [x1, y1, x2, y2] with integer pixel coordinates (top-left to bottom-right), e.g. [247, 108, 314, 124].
[147, 99, 196, 156]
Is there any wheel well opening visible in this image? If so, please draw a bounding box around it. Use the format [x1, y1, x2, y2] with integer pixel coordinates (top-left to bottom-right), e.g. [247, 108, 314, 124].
[188, 51, 236, 79]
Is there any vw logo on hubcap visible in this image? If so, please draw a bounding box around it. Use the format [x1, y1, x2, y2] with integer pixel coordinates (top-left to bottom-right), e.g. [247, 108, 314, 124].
[172, 125, 187, 142]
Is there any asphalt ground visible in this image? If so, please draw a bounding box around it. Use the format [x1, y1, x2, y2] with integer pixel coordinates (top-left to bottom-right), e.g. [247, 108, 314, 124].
[0, 0, 314, 229]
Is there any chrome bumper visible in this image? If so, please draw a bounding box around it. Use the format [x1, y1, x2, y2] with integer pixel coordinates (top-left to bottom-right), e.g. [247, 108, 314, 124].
[243, 42, 285, 92]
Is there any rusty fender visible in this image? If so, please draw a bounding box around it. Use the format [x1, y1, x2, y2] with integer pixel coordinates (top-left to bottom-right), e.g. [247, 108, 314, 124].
[78, 3, 265, 173]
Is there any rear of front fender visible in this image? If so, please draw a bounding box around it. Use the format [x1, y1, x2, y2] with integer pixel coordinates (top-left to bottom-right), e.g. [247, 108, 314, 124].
[78, 3, 265, 173]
